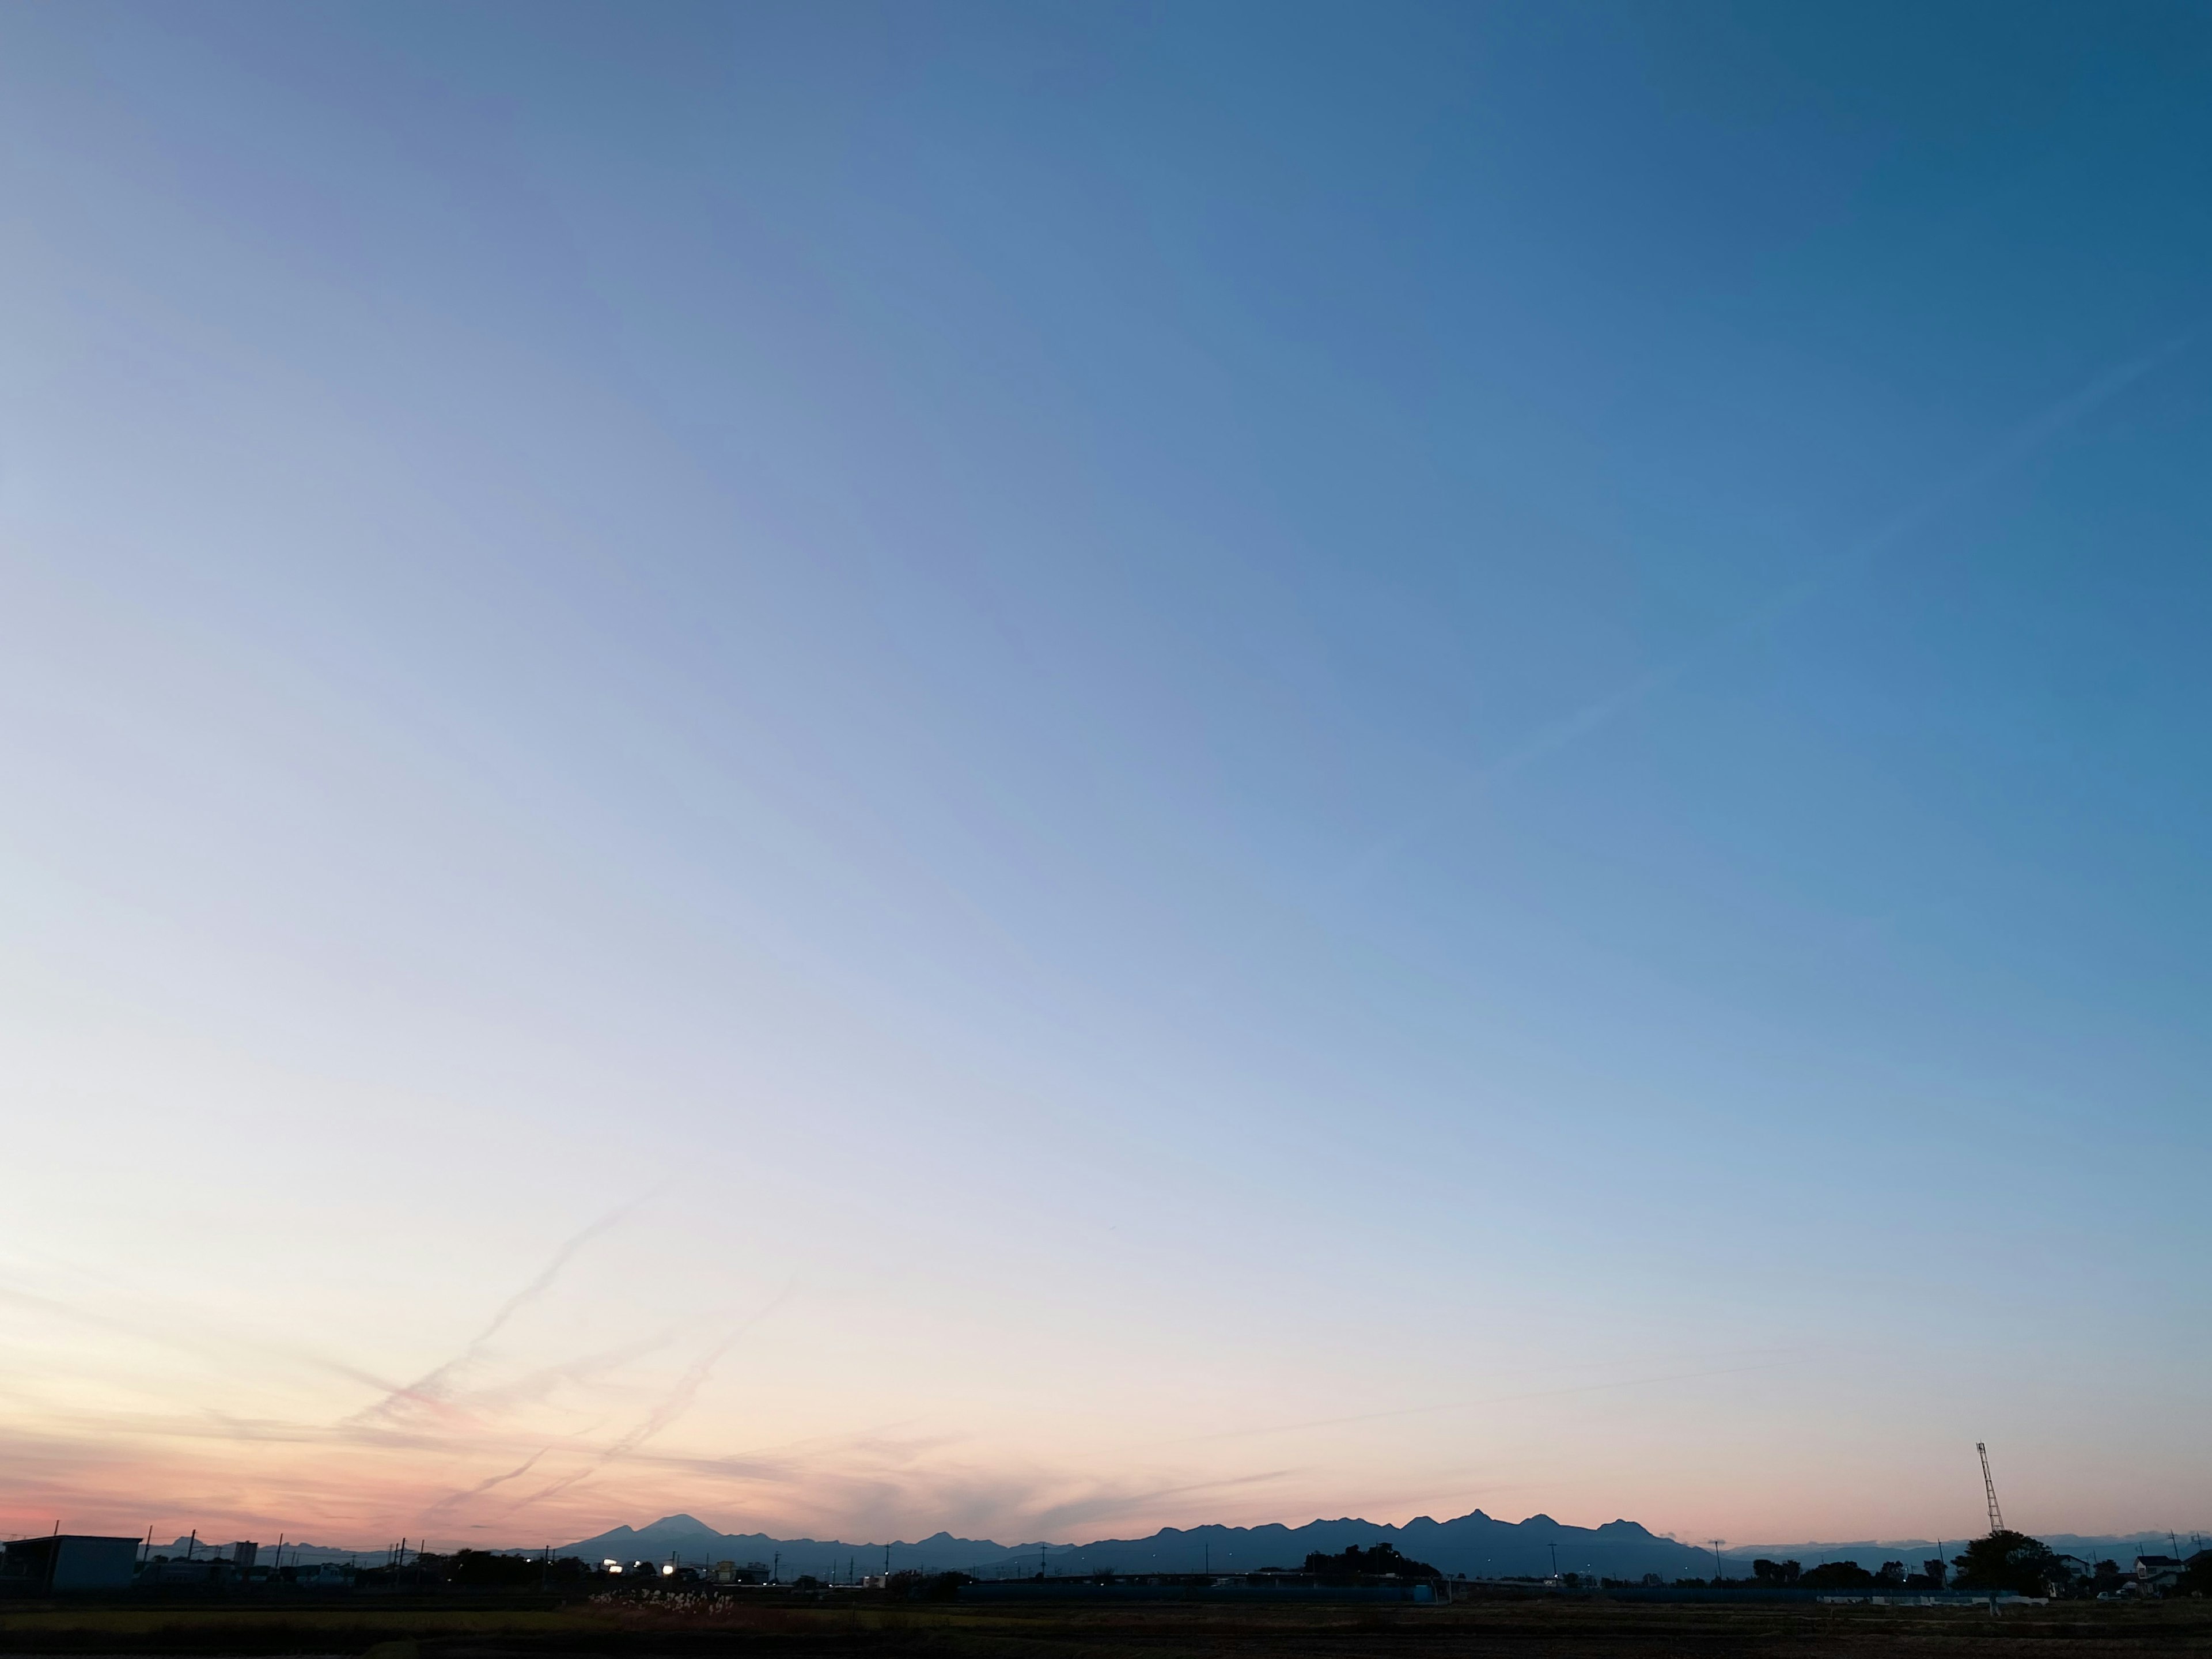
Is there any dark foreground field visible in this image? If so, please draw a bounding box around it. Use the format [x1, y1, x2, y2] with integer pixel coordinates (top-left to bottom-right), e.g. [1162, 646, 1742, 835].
[2, 1597, 2208, 1659]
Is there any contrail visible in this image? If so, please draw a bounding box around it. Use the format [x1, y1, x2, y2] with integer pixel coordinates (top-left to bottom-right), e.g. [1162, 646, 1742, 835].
[497, 1281, 797, 1518]
[1347, 327, 2200, 888]
[353, 1195, 655, 1423]
[421, 1446, 551, 1522]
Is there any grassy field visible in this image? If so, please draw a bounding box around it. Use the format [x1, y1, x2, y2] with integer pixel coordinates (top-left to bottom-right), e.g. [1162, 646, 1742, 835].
[2, 1595, 2208, 1658]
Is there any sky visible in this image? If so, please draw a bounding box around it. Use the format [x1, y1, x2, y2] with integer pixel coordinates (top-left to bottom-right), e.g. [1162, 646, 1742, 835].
[2, 1, 2208, 1554]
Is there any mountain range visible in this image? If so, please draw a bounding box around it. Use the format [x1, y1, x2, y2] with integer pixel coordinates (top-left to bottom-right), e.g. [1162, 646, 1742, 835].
[557, 1510, 1722, 1581]
[161, 1516, 2193, 1578]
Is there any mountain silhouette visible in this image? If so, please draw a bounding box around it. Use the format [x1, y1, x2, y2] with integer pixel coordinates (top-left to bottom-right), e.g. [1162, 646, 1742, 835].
[556, 1509, 1720, 1580]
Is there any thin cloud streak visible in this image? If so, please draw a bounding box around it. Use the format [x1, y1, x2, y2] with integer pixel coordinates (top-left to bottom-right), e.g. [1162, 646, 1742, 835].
[1347, 327, 2201, 888]
[0, 1280, 406, 1400]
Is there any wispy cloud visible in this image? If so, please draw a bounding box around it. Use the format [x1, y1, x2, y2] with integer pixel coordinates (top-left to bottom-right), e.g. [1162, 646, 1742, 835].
[1176, 1357, 1802, 1445]
[1028, 1469, 1296, 1535]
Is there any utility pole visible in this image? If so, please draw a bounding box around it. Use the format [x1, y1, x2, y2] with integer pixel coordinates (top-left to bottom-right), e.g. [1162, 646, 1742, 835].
[1977, 1443, 2003, 1533]
[1710, 1541, 1725, 1582]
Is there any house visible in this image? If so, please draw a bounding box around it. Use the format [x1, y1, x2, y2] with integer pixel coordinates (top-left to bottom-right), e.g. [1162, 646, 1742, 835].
[1, 1536, 141, 1592]
[2133, 1555, 2184, 1595]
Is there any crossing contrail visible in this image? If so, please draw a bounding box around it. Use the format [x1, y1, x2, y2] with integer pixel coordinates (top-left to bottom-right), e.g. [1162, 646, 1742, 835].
[353, 1194, 656, 1424]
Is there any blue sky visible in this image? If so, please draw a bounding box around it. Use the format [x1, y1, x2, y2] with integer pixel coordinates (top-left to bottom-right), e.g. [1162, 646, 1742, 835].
[2, 2, 2207, 1548]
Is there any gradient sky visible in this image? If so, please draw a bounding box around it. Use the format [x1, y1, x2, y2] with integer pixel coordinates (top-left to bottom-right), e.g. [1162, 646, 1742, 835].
[3, 1, 2208, 1554]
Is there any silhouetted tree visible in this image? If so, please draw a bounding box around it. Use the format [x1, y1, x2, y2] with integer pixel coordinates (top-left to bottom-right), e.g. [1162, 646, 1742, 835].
[1301, 1543, 1441, 1580]
[1950, 1530, 2061, 1595]
[1751, 1559, 1801, 1585]
[1800, 1561, 1876, 1590]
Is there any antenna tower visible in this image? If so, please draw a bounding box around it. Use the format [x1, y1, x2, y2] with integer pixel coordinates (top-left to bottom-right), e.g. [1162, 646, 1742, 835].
[1976, 1442, 2003, 1533]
